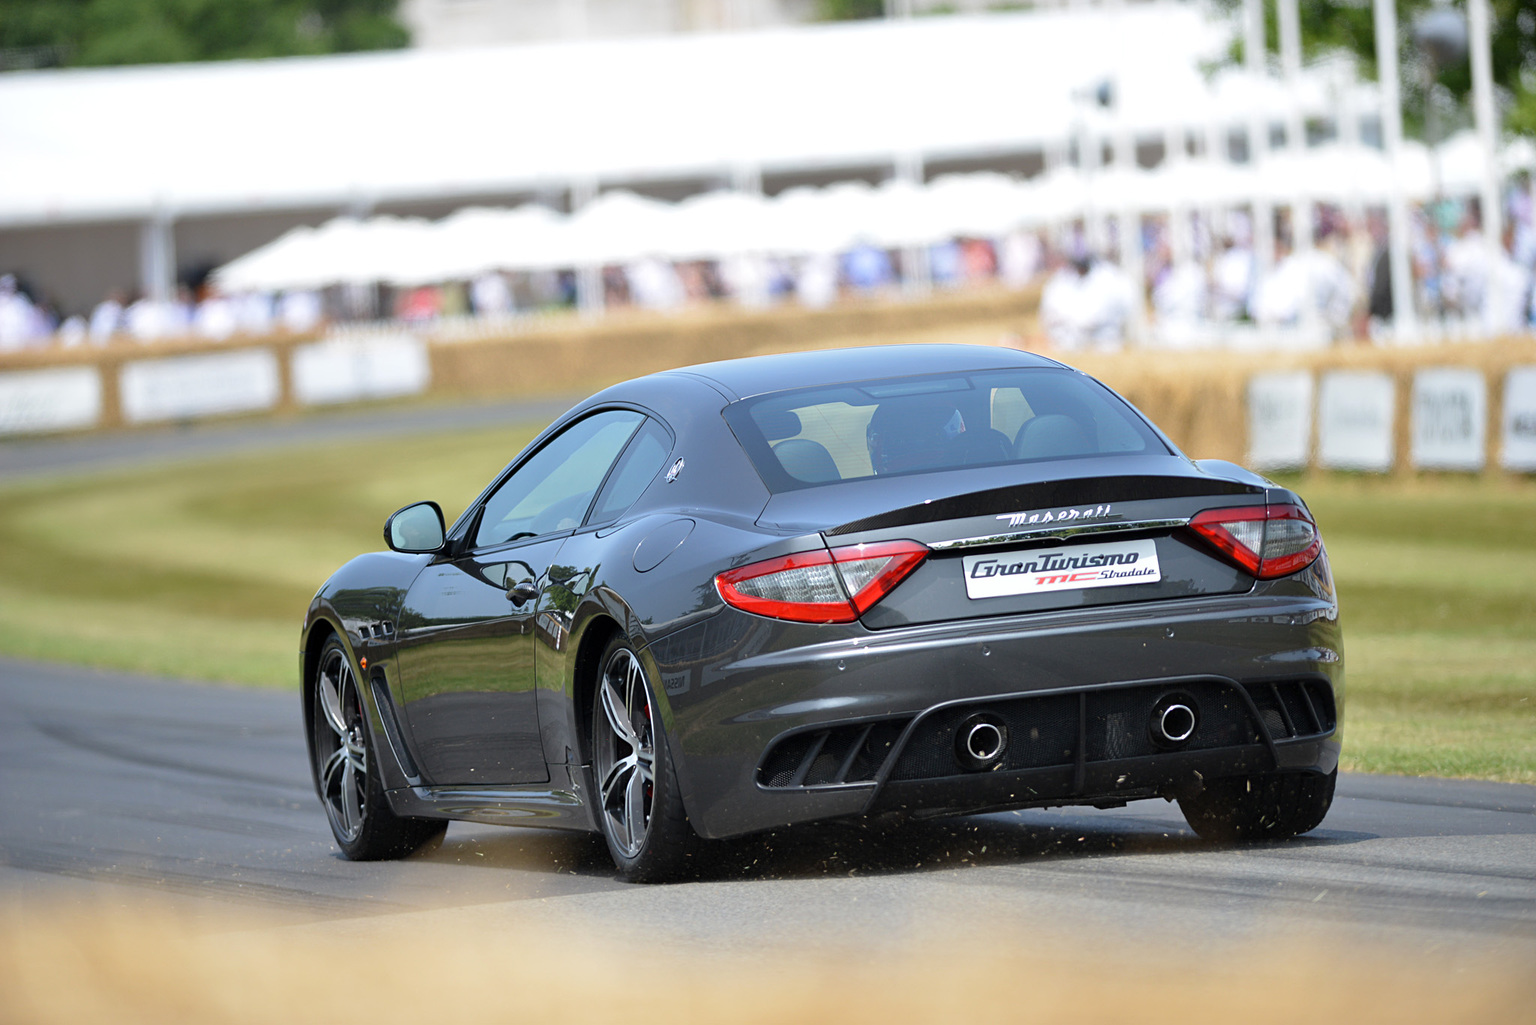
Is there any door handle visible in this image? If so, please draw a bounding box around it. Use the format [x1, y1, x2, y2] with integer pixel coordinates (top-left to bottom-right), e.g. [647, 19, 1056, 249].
[507, 580, 539, 606]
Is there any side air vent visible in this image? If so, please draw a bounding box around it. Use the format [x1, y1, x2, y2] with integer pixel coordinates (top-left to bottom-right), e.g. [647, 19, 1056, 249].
[758, 719, 911, 788]
[1243, 680, 1337, 740]
[367, 668, 420, 780]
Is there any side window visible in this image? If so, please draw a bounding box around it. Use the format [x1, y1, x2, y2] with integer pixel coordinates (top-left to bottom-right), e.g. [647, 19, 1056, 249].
[474, 410, 644, 548]
[587, 419, 672, 528]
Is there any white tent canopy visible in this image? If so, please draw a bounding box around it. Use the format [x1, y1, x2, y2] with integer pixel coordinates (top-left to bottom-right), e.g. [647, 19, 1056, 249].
[0, 2, 1371, 230]
[213, 132, 1520, 293]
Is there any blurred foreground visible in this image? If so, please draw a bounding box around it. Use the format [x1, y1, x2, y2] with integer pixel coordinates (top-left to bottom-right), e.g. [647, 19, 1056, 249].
[2, 900, 1533, 1025]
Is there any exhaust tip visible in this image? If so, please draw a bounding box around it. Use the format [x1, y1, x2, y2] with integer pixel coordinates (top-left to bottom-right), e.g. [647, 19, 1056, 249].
[956, 713, 1008, 771]
[1151, 698, 1198, 746]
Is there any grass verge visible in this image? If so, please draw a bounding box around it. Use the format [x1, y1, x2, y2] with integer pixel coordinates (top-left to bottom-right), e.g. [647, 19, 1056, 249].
[0, 433, 1530, 781]
[0, 423, 540, 687]
[1272, 472, 1536, 783]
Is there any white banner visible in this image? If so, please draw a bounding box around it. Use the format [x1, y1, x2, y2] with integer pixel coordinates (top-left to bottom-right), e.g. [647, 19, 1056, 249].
[1247, 371, 1313, 470]
[120, 349, 280, 423]
[1411, 368, 1486, 470]
[0, 366, 101, 435]
[1502, 366, 1536, 471]
[1318, 371, 1395, 472]
[291, 334, 430, 406]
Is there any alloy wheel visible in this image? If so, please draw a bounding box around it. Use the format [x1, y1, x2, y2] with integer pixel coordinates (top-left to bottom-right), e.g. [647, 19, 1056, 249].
[595, 647, 656, 859]
[316, 647, 368, 844]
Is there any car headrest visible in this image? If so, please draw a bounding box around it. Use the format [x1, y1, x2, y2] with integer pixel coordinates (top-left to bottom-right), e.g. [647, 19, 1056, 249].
[755, 408, 802, 442]
[773, 438, 841, 484]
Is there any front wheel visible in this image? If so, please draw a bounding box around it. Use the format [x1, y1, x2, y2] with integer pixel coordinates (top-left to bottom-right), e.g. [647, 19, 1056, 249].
[1178, 769, 1336, 842]
[312, 638, 445, 860]
[591, 637, 699, 882]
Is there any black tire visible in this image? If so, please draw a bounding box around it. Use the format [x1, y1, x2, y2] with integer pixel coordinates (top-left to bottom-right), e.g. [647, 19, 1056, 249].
[590, 636, 699, 882]
[311, 637, 446, 860]
[1178, 768, 1337, 843]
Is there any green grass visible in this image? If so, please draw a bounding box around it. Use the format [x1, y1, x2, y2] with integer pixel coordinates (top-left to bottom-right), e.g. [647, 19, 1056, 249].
[0, 424, 540, 688]
[1272, 472, 1536, 784]
[0, 437, 1530, 782]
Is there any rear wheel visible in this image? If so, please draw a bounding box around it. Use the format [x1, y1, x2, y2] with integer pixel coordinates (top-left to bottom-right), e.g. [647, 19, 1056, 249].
[312, 638, 445, 860]
[591, 637, 698, 882]
[1178, 769, 1336, 842]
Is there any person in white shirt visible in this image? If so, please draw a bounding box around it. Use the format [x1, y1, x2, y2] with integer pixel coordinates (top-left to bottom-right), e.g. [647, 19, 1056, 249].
[0, 276, 44, 351]
[1153, 257, 1209, 335]
[89, 290, 125, 344]
[470, 271, 514, 317]
[1041, 250, 1133, 350]
[1253, 236, 1357, 338]
[997, 229, 1043, 289]
[1441, 214, 1489, 321]
[626, 256, 686, 311]
[125, 294, 170, 342]
[235, 291, 275, 335]
[1082, 258, 1135, 350]
[795, 252, 838, 309]
[1210, 237, 1255, 322]
[279, 289, 324, 333]
[194, 289, 238, 341]
[1040, 253, 1093, 350]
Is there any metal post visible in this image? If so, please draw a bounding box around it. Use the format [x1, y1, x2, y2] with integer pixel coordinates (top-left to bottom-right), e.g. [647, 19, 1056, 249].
[1469, 0, 1503, 335]
[138, 208, 175, 303]
[1335, 69, 1364, 227]
[1374, 0, 1418, 341]
[1278, 0, 1313, 254]
[1115, 122, 1146, 343]
[895, 152, 931, 296]
[1164, 123, 1192, 265]
[570, 177, 602, 316]
[1080, 115, 1105, 255]
[1245, 0, 1275, 289]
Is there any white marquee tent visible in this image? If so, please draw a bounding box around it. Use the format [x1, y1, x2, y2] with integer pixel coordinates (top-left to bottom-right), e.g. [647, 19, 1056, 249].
[1, 2, 1347, 228]
[212, 130, 1534, 293]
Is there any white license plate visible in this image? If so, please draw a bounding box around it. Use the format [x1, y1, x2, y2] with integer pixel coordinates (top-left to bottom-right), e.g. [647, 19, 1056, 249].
[961, 538, 1161, 599]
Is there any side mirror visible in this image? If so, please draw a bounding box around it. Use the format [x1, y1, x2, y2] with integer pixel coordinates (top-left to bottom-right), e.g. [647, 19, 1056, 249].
[384, 501, 446, 554]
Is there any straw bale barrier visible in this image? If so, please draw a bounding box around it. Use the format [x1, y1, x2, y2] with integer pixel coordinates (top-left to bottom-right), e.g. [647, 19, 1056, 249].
[1071, 339, 1536, 472]
[3, 285, 1533, 477]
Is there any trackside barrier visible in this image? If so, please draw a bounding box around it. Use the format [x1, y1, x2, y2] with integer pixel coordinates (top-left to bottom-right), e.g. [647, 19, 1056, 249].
[120, 349, 282, 424]
[1247, 363, 1536, 474]
[1503, 368, 1536, 472]
[1, 289, 1533, 479]
[0, 330, 429, 435]
[0, 366, 101, 435]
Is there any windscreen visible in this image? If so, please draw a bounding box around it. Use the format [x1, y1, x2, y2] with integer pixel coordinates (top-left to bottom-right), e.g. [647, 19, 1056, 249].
[722, 368, 1168, 492]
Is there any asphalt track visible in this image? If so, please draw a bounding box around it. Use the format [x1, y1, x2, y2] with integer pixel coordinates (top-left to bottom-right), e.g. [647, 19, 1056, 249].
[2, 656, 1533, 956]
[0, 394, 583, 482]
[2, 400, 1534, 956]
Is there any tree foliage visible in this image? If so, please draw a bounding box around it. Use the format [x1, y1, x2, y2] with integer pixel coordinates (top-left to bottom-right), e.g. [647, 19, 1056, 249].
[0, 0, 408, 68]
[815, 0, 886, 20]
[1218, 0, 1536, 138]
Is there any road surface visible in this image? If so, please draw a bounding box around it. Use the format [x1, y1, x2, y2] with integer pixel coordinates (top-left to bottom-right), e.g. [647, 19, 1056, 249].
[2, 656, 1532, 956]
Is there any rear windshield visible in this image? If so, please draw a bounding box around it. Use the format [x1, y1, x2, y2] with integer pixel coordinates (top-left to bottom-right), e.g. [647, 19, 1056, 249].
[722, 367, 1168, 492]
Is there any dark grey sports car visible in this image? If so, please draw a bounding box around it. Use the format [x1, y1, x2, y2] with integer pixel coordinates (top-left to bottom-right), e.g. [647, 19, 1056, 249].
[301, 344, 1342, 881]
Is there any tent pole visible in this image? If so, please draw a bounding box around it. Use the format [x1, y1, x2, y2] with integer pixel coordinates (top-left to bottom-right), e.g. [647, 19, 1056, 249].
[1373, 0, 1418, 342]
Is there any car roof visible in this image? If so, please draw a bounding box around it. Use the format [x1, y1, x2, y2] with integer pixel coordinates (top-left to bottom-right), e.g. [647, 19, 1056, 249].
[659, 344, 1065, 401]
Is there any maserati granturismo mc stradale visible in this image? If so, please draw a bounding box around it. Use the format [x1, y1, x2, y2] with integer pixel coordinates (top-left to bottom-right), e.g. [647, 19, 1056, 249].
[301, 345, 1342, 881]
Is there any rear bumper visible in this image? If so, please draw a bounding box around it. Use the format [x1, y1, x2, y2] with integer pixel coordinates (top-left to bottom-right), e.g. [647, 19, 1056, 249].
[646, 589, 1342, 839]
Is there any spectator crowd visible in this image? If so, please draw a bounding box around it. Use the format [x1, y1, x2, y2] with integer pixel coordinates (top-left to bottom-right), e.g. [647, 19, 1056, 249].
[4, 178, 1536, 353]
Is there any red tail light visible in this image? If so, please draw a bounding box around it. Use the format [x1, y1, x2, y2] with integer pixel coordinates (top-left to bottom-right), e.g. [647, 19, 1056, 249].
[1188, 503, 1322, 580]
[715, 541, 929, 623]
